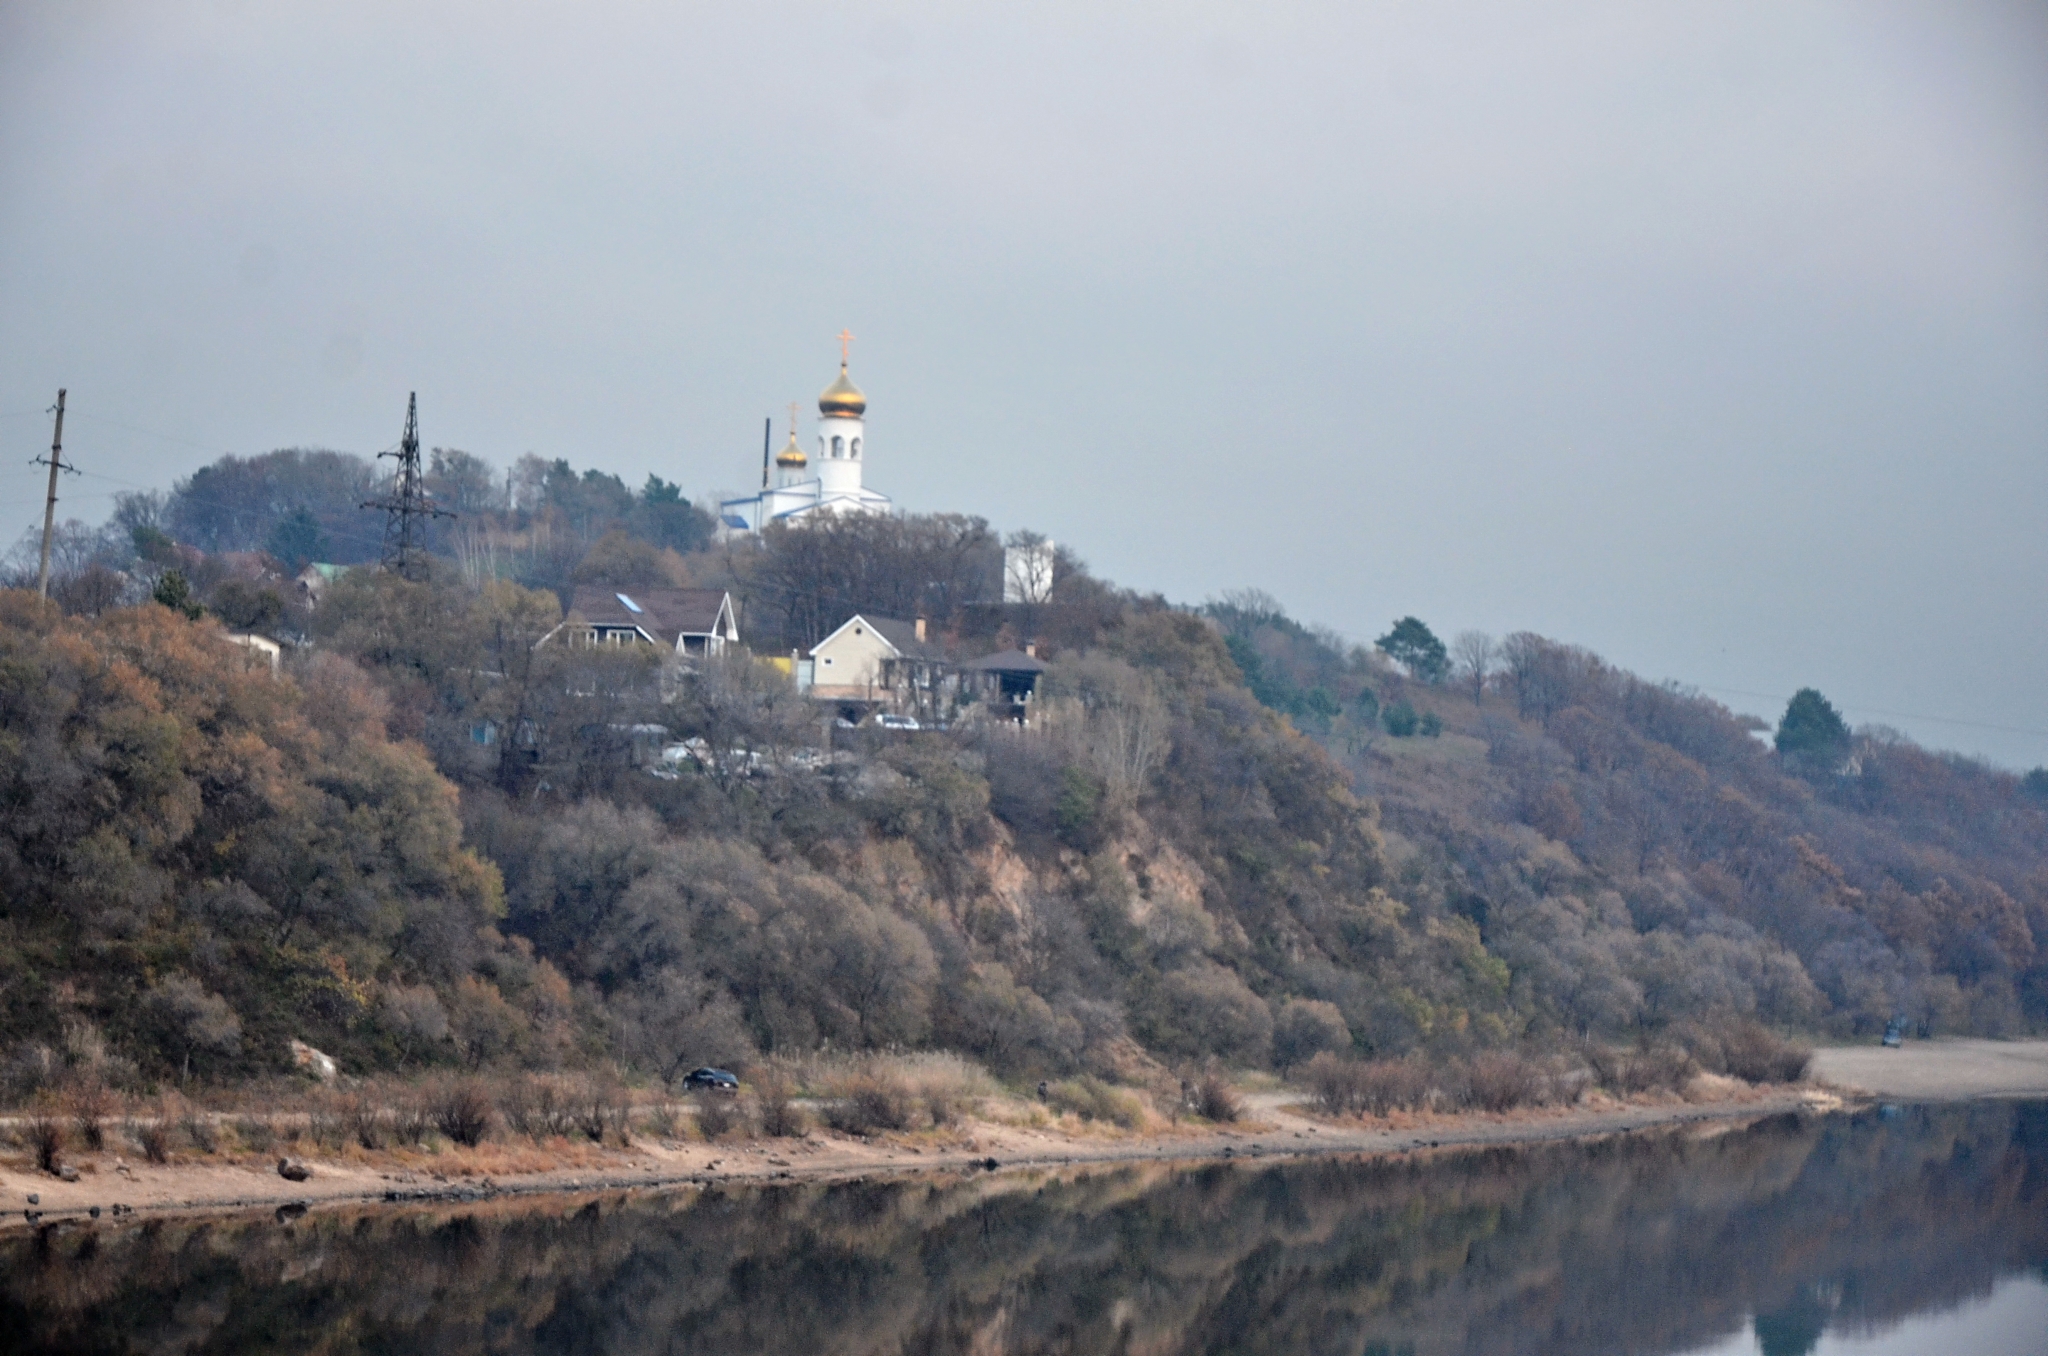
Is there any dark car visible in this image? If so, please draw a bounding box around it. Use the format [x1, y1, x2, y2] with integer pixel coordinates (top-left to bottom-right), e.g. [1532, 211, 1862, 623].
[682, 1067, 740, 1093]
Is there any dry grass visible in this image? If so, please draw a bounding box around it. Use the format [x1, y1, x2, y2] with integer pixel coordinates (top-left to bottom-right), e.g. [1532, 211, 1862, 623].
[1045, 1076, 1149, 1130]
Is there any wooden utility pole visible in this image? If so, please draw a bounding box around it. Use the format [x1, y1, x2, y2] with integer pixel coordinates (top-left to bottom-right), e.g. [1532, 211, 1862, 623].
[34, 389, 69, 600]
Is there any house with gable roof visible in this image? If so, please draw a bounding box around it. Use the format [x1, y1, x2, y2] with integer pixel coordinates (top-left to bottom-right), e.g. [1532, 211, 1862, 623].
[539, 585, 740, 659]
[808, 614, 952, 721]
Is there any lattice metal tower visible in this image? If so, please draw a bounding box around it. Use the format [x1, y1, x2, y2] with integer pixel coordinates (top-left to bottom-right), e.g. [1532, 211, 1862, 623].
[362, 393, 453, 580]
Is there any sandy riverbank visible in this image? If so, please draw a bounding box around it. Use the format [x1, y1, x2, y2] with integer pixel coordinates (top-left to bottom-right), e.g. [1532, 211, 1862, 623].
[6, 1040, 2041, 1229]
[1809, 1037, 2048, 1101]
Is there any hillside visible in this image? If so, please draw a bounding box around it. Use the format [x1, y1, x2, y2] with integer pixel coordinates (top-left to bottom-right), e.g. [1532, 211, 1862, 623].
[3, 470, 2044, 1096]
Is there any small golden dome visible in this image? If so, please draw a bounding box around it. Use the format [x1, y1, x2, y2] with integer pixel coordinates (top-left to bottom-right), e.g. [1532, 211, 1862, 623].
[775, 431, 807, 467]
[819, 363, 866, 418]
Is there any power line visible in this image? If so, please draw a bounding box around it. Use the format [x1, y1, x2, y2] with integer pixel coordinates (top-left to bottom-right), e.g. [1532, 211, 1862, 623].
[1694, 683, 2048, 740]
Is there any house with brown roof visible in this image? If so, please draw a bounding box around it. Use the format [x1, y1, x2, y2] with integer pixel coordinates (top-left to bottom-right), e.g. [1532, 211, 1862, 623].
[539, 586, 739, 658]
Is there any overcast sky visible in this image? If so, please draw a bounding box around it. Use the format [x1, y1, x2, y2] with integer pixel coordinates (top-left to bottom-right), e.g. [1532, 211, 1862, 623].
[2, 1, 2043, 766]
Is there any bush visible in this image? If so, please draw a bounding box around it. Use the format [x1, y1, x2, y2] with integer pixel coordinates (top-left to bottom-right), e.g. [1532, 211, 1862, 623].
[1590, 1043, 1696, 1096]
[1304, 1052, 1363, 1115]
[1046, 1076, 1145, 1129]
[134, 1111, 172, 1165]
[693, 1090, 740, 1140]
[747, 1071, 803, 1138]
[1459, 1051, 1546, 1112]
[1717, 1022, 1813, 1084]
[824, 1074, 918, 1135]
[342, 1088, 387, 1150]
[431, 1078, 494, 1146]
[1272, 1000, 1351, 1070]
[182, 1104, 219, 1153]
[573, 1076, 633, 1146]
[1192, 1070, 1241, 1123]
[392, 1087, 433, 1146]
[500, 1075, 574, 1141]
[1383, 700, 1420, 737]
[233, 1115, 276, 1155]
[63, 1080, 113, 1151]
[307, 1092, 348, 1150]
[24, 1103, 65, 1173]
[1303, 1054, 1429, 1117]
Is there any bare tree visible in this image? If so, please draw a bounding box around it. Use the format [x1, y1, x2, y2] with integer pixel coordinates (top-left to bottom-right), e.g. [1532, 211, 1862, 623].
[1045, 654, 1170, 805]
[1451, 630, 1498, 705]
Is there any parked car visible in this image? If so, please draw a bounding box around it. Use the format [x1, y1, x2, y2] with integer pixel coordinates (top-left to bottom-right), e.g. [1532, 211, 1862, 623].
[875, 713, 921, 731]
[1882, 1017, 1905, 1048]
[681, 1067, 740, 1093]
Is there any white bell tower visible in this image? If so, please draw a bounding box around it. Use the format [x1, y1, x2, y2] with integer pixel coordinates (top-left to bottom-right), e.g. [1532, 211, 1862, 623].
[816, 328, 866, 497]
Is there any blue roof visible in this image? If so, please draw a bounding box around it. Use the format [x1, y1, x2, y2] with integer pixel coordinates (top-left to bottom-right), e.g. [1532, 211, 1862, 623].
[721, 514, 750, 530]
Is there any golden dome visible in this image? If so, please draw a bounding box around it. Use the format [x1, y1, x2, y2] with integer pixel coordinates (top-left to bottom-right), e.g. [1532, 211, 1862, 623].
[819, 363, 867, 418]
[775, 430, 808, 467]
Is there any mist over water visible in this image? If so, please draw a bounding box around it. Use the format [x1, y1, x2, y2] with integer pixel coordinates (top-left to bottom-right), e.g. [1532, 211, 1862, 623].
[4, 1101, 2044, 1355]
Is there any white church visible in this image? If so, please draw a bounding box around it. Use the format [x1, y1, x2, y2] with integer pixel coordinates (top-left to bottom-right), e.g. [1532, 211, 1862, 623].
[719, 335, 894, 533]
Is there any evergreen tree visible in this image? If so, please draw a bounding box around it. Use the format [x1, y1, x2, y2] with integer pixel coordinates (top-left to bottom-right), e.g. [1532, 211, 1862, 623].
[151, 569, 204, 620]
[1775, 687, 1852, 773]
[264, 504, 328, 568]
[1376, 616, 1449, 684]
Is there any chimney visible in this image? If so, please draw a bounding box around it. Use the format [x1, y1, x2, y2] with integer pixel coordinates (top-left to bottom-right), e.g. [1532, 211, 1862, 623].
[1024, 640, 1036, 658]
[914, 616, 926, 643]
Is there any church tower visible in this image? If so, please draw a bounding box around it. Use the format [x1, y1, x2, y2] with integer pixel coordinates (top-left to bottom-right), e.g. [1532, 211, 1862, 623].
[717, 330, 892, 533]
[773, 405, 808, 488]
[816, 328, 866, 497]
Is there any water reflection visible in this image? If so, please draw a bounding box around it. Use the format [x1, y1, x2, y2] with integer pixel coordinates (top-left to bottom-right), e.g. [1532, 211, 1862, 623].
[3, 1102, 2044, 1356]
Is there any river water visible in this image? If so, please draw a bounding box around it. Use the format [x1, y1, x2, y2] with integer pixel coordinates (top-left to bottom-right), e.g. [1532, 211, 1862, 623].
[3, 1101, 2044, 1355]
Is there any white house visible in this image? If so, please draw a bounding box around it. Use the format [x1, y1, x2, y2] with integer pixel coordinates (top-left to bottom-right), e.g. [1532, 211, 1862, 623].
[807, 614, 953, 719]
[720, 340, 894, 533]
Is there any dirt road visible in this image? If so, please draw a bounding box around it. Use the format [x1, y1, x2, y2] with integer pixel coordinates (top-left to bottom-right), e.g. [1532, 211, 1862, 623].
[1810, 1038, 2048, 1101]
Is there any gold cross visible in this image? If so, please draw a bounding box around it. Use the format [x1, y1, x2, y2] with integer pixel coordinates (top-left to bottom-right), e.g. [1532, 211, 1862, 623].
[837, 328, 855, 363]
[787, 401, 800, 434]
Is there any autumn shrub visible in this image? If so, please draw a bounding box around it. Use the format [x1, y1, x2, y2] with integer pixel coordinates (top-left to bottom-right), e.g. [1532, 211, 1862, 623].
[824, 1074, 918, 1135]
[1304, 1052, 1365, 1115]
[134, 1108, 173, 1164]
[1356, 1058, 1430, 1116]
[391, 1086, 433, 1146]
[1716, 1022, 1813, 1084]
[642, 1100, 680, 1139]
[1589, 1043, 1696, 1096]
[1047, 1076, 1145, 1129]
[182, 1103, 219, 1153]
[24, 1102, 65, 1173]
[751, 1072, 805, 1138]
[233, 1115, 277, 1155]
[693, 1089, 740, 1140]
[1192, 1070, 1241, 1123]
[342, 1087, 387, 1150]
[65, 1079, 113, 1151]
[1304, 1054, 1430, 1117]
[499, 1074, 558, 1141]
[1460, 1051, 1546, 1112]
[307, 1092, 349, 1150]
[568, 1076, 632, 1146]
[431, 1078, 494, 1146]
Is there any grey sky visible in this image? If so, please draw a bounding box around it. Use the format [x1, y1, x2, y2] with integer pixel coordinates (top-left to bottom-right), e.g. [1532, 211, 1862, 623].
[3, 1, 2043, 766]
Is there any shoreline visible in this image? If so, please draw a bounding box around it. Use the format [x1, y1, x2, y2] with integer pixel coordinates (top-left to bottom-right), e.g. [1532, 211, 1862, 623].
[7, 1039, 2044, 1231]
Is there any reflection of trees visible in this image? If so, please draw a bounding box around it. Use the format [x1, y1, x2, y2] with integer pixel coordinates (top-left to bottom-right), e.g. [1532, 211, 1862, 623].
[5, 1104, 2044, 1356]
